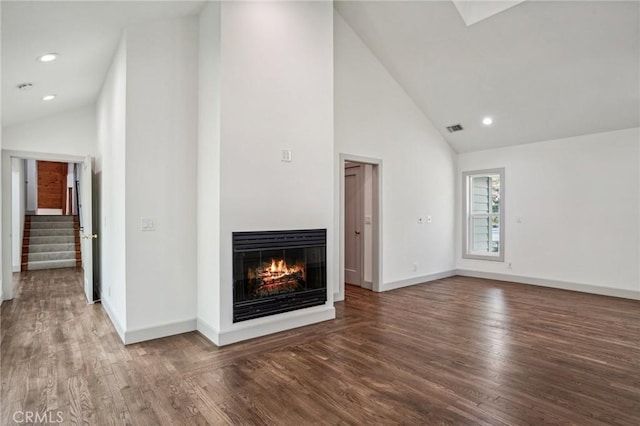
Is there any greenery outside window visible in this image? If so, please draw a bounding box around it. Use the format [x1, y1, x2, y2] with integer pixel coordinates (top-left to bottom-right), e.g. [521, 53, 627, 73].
[462, 168, 504, 261]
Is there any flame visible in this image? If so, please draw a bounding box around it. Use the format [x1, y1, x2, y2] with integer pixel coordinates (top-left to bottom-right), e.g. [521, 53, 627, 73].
[269, 259, 290, 274]
[249, 258, 306, 296]
[255, 258, 305, 284]
[265, 259, 301, 278]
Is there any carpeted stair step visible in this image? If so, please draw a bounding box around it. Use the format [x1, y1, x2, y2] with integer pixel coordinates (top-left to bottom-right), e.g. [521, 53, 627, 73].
[28, 243, 76, 253]
[29, 228, 76, 237]
[30, 221, 76, 229]
[29, 251, 76, 262]
[30, 215, 76, 222]
[28, 236, 76, 245]
[28, 259, 77, 270]
[23, 215, 81, 271]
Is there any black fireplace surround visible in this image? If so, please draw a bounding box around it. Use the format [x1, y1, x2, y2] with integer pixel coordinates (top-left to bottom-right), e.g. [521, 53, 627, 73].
[233, 229, 327, 323]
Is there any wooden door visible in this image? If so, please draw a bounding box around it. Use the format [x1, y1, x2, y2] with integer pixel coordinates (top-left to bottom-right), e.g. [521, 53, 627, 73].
[37, 161, 67, 211]
[345, 163, 364, 286]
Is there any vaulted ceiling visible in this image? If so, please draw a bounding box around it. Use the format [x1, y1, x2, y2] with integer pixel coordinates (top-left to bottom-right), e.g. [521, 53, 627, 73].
[1, 1, 204, 127]
[336, 0, 640, 152]
[2, 1, 639, 153]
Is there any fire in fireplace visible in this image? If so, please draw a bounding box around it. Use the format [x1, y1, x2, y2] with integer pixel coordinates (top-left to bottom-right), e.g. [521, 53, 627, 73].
[249, 258, 305, 296]
[233, 229, 327, 322]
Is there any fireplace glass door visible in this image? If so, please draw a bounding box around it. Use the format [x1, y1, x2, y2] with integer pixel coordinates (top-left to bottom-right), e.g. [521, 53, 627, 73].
[232, 229, 327, 322]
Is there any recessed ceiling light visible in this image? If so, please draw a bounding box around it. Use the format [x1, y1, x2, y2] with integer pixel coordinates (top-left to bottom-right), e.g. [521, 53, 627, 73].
[38, 53, 59, 63]
[42, 95, 56, 101]
[482, 117, 493, 126]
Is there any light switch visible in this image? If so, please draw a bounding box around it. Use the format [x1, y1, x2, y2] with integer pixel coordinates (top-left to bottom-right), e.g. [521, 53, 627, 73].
[141, 217, 155, 231]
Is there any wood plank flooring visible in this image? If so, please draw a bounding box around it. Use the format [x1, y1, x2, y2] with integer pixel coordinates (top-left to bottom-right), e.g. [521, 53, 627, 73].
[1, 268, 639, 425]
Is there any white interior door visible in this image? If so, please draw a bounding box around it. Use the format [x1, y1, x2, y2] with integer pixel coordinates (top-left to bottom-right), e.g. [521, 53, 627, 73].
[345, 163, 363, 286]
[80, 155, 94, 303]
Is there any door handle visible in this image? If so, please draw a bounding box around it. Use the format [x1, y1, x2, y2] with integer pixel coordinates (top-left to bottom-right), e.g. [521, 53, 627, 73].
[355, 230, 361, 235]
[82, 234, 98, 240]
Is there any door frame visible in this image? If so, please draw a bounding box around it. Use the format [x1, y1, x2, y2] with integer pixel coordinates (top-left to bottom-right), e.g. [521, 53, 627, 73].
[1, 149, 86, 301]
[337, 154, 382, 301]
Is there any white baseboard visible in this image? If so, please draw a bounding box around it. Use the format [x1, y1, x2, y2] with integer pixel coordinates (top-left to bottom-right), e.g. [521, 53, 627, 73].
[196, 318, 220, 346]
[102, 295, 198, 345]
[361, 280, 373, 290]
[125, 318, 197, 345]
[455, 269, 640, 300]
[100, 296, 126, 343]
[12, 265, 20, 273]
[199, 304, 336, 347]
[382, 270, 457, 292]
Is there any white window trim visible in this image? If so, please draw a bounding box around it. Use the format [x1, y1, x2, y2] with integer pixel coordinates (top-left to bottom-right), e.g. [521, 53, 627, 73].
[462, 168, 505, 262]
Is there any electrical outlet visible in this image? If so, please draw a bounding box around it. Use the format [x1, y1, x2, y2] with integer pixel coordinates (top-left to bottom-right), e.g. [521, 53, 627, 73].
[508, 262, 513, 269]
[281, 149, 292, 162]
[108, 286, 112, 297]
[412, 263, 418, 272]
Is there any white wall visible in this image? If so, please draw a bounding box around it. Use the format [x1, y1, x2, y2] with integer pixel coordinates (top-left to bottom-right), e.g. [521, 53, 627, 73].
[2, 104, 97, 157]
[25, 160, 37, 212]
[457, 127, 640, 297]
[334, 11, 457, 295]
[124, 16, 198, 335]
[216, 1, 335, 333]
[96, 36, 127, 336]
[197, 1, 222, 335]
[11, 159, 25, 271]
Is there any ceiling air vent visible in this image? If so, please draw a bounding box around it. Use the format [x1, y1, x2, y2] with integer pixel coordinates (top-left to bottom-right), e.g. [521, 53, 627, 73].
[446, 124, 463, 133]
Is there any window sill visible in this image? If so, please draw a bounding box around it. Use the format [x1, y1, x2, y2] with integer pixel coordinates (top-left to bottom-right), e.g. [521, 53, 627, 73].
[462, 253, 504, 262]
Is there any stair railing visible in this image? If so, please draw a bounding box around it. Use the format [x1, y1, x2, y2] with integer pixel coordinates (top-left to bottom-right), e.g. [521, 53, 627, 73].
[75, 165, 82, 232]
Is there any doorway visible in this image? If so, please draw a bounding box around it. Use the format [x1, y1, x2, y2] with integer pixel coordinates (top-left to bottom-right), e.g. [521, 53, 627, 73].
[339, 154, 382, 301]
[2, 150, 98, 303]
[12, 159, 80, 272]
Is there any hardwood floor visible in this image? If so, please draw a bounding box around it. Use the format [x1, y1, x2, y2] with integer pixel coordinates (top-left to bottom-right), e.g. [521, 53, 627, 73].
[1, 269, 639, 425]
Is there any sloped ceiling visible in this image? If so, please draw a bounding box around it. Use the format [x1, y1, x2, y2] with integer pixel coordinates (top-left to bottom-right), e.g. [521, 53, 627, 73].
[336, 1, 640, 152]
[1, 1, 204, 127]
[2, 1, 639, 153]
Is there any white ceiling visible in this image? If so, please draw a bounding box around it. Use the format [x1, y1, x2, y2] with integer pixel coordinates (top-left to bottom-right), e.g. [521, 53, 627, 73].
[2, 1, 204, 127]
[336, 0, 640, 152]
[3, 1, 639, 153]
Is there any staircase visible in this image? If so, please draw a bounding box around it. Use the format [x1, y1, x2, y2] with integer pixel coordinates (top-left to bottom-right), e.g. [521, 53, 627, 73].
[22, 215, 81, 271]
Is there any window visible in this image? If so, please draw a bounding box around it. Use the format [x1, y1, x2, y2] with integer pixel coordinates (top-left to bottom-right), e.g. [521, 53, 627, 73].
[462, 168, 504, 261]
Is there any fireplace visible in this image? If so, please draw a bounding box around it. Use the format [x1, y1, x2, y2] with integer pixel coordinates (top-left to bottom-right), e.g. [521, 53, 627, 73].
[233, 229, 327, 322]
